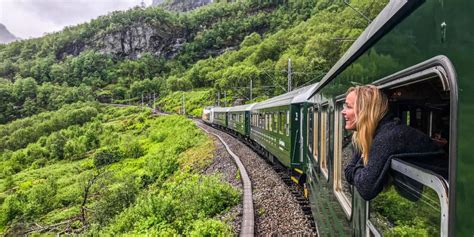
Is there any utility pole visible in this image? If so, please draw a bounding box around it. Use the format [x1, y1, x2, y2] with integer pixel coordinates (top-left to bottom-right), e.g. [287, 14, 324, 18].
[224, 91, 227, 107]
[153, 92, 156, 109]
[250, 79, 253, 101]
[141, 93, 144, 107]
[181, 93, 186, 115]
[288, 58, 292, 92]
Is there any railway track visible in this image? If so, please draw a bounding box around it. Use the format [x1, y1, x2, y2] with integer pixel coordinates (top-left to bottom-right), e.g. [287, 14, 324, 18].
[196, 120, 317, 236]
[197, 122, 255, 237]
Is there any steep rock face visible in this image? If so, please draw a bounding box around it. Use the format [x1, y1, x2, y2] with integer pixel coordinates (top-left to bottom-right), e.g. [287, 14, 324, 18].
[152, 0, 213, 12]
[93, 23, 186, 59]
[57, 23, 186, 60]
[0, 23, 20, 44]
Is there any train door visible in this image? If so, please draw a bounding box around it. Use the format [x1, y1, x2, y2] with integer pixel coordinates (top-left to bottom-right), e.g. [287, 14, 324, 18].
[300, 106, 304, 163]
[365, 61, 454, 237]
[307, 106, 314, 162]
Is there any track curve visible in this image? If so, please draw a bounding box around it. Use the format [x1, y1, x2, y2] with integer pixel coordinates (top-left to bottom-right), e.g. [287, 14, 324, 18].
[197, 122, 255, 237]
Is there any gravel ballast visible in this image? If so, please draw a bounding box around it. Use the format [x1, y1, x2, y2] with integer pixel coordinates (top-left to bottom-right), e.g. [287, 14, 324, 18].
[197, 121, 316, 236]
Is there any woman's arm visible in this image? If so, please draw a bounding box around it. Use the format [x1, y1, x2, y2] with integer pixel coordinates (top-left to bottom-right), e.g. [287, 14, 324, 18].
[344, 150, 362, 185]
[351, 134, 399, 200]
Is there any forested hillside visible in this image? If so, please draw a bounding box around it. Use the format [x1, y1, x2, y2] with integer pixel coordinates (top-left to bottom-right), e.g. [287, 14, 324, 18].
[0, 0, 387, 123]
[0, 105, 239, 235]
[0, 0, 389, 235]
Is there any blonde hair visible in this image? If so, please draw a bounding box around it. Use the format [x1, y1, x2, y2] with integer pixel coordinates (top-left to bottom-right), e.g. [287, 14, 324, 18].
[348, 85, 388, 165]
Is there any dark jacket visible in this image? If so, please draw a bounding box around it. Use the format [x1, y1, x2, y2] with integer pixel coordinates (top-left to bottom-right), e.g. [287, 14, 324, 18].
[344, 114, 441, 201]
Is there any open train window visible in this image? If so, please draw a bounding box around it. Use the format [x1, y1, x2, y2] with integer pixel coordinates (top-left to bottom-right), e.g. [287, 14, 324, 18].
[313, 107, 319, 163]
[320, 105, 329, 179]
[368, 62, 454, 237]
[279, 111, 284, 135]
[308, 107, 314, 154]
[334, 98, 353, 218]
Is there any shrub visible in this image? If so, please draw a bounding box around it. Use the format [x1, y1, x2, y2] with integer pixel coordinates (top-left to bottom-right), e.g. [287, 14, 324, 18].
[93, 146, 123, 168]
[186, 219, 233, 237]
[94, 177, 139, 226]
[0, 194, 24, 226]
[121, 137, 144, 159]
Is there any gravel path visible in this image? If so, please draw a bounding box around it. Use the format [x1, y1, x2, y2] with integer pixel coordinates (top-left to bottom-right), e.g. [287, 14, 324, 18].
[197, 121, 316, 236]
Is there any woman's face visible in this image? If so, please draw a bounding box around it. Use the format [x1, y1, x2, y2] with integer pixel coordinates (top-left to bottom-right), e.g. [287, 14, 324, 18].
[342, 91, 357, 130]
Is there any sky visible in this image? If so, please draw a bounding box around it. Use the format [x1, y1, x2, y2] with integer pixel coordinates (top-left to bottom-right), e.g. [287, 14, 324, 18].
[0, 0, 153, 39]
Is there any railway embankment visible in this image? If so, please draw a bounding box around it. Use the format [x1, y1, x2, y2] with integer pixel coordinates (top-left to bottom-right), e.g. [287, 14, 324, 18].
[197, 121, 316, 236]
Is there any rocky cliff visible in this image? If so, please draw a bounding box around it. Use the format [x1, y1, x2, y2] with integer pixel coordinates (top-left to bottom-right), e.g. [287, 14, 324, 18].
[152, 0, 213, 12]
[92, 23, 186, 59]
[0, 23, 20, 44]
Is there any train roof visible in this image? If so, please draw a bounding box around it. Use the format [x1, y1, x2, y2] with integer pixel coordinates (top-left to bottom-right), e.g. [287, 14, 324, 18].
[306, 0, 413, 99]
[252, 83, 317, 110]
[227, 103, 257, 112]
[212, 107, 231, 112]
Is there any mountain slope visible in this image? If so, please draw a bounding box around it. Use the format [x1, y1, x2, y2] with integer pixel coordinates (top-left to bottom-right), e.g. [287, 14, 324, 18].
[0, 23, 19, 44]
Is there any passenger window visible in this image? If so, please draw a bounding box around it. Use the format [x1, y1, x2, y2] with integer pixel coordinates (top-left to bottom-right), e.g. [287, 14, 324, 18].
[334, 100, 353, 217]
[369, 157, 447, 237]
[320, 105, 329, 179]
[313, 108, 319, 162]
[383, 76, 450, 176]
[273, 112, 278, 133]
[269, 113, 273, 132]
[369, 66, 452, 237]
[308, 107, 314, 153]
[286, 111, 290, 136]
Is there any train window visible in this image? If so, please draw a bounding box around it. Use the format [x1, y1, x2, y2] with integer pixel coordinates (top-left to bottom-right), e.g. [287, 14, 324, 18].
[278, 112, 283, 135]
[313, 108, 319, 162]
[369, 158, 447, 237]
[308, 107, 314, 153]
[334, 100, 353, 217]
[368, 64, 453, 237]
[286, 111, 290, 136]
[320, 106, 329, 179]
[266, 113, 269, 131]
[273, 113, 277, 132]
[268, 113, 271, 131]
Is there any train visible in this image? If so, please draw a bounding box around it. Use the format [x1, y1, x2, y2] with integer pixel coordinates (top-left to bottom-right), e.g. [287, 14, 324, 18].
[203, 1, 472, 236]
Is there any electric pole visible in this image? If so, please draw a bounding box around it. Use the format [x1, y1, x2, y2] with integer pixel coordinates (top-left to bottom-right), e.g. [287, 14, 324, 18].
[224, 91, 227, 107]
[182, 93, 186, 115]
[250, 79, 253, 101]
[288, 58, 292, 92]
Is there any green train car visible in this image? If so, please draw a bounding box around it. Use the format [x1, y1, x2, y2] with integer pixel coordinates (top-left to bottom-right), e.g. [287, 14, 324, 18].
[228, 104, 256, 137]
[205, 1, 472, 236]
[212, 107, 229, 128]
[249, 84, 316, 182]
[304, 0, 473, 236]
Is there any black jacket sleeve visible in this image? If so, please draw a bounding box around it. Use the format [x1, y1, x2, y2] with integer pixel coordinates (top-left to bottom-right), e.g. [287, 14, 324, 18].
[344, 150, 362, 185]
[350, 132, 400, 201]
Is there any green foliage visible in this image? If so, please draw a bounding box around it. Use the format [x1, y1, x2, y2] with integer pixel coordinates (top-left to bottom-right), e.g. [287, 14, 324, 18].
[25, 179, 58, 217]
[0, 194, 23, 226]
[157, 89, 214, 117]
[186, 219, 233, 237]
[93, 177, 139, 226]
[120, 137, 144, 159]
[0, 101, 233, 235]
[0, 102, 99, 152]
[103, 173, 239, 235]
[371, 186, 441, 237]
[93, 146, 124, 168]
